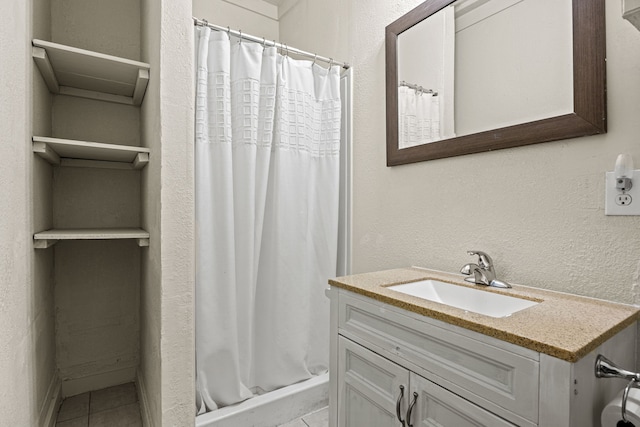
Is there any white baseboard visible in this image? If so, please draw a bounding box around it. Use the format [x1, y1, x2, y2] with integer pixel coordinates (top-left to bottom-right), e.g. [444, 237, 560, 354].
[136, 369, 153, 427]
[38, 374, 61, 427]
[62, 366, 136, 397]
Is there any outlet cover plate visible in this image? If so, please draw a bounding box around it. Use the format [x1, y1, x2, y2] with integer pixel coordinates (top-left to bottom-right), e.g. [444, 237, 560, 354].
[605, 170, 640, 215]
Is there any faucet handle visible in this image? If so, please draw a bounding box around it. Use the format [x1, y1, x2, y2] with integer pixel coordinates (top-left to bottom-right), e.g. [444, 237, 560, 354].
[467, 251, 494, 271]
[460, 263, 476, 275]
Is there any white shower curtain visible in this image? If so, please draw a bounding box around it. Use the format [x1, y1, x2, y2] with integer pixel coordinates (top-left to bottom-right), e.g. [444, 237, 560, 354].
[398, 86, 441, 149]
[194, 27, 341, 412]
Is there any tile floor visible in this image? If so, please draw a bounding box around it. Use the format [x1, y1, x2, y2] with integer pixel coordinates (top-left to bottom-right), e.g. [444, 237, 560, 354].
[56, 383, 326, 427]
[55, 382, 141, 427]
[278, 406, 328, 427]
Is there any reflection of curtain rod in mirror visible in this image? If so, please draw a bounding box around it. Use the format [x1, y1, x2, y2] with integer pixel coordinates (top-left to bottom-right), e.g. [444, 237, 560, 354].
[399, 80, 438, 96]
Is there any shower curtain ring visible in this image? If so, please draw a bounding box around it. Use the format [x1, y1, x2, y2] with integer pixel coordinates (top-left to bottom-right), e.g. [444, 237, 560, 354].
[313, 54, 317, 65]
[239, 29, 242, 44]
[202, 18, 208, 27]
[329, 58, 334, 69]
[262, 37, 266, 48]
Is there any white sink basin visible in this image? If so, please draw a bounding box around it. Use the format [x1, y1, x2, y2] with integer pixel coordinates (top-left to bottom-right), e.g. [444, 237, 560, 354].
[388, 279, 539, 318]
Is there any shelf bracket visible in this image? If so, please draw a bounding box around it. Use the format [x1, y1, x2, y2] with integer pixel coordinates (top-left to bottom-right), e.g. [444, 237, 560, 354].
[32, 139, 61, 165]
[32, 46, 60, 93]
[136, 238, 150, 247]
[132, 69, 150, 106]
[34, 239, 59, 249]
[133, 152, 149, 170]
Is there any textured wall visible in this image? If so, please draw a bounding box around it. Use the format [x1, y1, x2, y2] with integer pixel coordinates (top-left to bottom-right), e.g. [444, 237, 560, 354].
[158, 2, 195, 423]
[193, 0, 279, 41]
[141, 0, 163, 422]
[50, 0, 143, 395]
[51, 0, 140, 60]
[141, 0, 195, 425]
[0, 0, 60, 424]
[350, 0, 640, 305]
[0, 1, 34, 425]
[54, 241, 140, 390]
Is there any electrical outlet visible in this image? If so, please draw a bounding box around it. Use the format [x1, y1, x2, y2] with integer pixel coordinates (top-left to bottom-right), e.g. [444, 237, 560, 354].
[605, 171, 640, 215]
[616, 194, 632, 206]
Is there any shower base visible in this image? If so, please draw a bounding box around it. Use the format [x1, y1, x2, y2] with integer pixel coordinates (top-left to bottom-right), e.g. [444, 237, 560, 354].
[195, 373, 328, 427]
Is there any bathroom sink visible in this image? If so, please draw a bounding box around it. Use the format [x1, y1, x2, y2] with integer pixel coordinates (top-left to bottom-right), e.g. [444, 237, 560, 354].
[387, 279, 539, 318]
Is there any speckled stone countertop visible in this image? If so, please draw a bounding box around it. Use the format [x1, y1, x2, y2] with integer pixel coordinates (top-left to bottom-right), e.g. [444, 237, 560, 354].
[329, 268, 640, 363]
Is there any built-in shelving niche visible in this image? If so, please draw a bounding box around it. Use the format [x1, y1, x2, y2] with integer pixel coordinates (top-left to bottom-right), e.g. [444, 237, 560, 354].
[32, 39, 150, 106]
[31, 38, 151, 250]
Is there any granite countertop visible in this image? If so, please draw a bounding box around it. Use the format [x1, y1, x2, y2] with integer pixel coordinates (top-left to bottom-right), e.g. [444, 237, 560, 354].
[329, 268, 640, 363]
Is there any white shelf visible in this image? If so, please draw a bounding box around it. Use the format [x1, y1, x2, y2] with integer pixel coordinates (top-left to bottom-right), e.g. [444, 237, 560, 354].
[33, 228, 150, 249]
[32, 39, 150, 106]
[33, 136, 150, 170]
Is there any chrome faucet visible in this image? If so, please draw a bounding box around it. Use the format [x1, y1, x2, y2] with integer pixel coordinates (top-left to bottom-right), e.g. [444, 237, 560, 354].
[460, 251, 511, 288]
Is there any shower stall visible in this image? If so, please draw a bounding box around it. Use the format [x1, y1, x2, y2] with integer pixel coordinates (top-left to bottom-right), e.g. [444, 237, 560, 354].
[193, 20, 352, 427]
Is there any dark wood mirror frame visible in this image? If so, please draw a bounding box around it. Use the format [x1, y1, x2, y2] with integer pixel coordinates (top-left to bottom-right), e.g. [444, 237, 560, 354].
[385, 0, 606, 166]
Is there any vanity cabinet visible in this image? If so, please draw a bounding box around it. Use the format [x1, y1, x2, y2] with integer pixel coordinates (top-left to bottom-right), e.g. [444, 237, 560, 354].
[328, 286, 636, 427]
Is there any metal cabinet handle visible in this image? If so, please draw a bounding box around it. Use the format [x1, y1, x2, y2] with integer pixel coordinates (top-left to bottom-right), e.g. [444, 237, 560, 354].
[395, 385, 406, 426]
[406, 392, 418, 427]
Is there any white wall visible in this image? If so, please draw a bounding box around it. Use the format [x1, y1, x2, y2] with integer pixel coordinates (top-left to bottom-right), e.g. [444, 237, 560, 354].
[193, 0, 279, 40]
[278, 0, 348, 63]
[141, 0, 195, 425]
[0, 1, 35, 425]
[350, 0, 640, 305]
[0, 0, 61, 425]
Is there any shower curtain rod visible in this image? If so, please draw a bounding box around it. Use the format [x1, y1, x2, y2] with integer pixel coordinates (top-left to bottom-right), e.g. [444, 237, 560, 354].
[193, 17, 350, 70]
[399, 80, 438, 96]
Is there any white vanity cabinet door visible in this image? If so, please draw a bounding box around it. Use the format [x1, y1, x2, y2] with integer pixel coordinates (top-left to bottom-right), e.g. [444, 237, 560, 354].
[408, 373, 517, 427]
[338, 336, 408, 427]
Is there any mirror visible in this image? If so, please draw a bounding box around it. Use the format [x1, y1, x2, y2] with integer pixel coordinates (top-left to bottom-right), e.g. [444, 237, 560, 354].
[386, 0, 606, 166]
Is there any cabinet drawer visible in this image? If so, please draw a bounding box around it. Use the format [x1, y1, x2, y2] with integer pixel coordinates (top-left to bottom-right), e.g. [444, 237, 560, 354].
[338, 291, 539, 423]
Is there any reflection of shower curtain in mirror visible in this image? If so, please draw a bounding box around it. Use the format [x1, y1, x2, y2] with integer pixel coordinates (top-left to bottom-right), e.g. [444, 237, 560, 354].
[398, 86, 441, 149]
